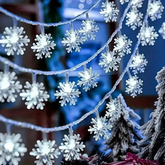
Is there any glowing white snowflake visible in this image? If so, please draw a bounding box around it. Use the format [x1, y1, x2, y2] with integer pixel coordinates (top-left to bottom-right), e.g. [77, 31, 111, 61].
[0, 72, 22, 103]
[105, 98, 122, 122]
[88, 117, 111, 141]
[59, 133, 85, 160]
[54, 82, 81, 106]
[30, 140, 60, 165]
[0, 133, 27, 165]
[137, 26, 158, 46]
[126, 75, 143, 97]
[114, 34, 132, 57]
[77, 67, 99, 92]
[130, 53, 148, 74]
[20, 82, 49, 110]
[99, 51, 121, 73]
[148, 0, 164, 21]
[0, 27, 30, 55]
[120, 0, 129, 5]
[131, 0, 144, 8]
[62, 28, 84, 53]
[159, 22, 165, 39]
[126, 8, 143, 30]
[79, 19, 99, 40]
[31, 33, 56, 59]
[100, 1, 119, 22]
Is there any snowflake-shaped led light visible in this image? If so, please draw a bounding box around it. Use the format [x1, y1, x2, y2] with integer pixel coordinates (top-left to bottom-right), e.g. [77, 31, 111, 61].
[0, 133, 27, 165]
[0, 72, 22, 103]
[126, 75, 143, 97]
[88, 117, 111, 141]
[148, 0, 164, 21]
[77, 67, 99, 91]
[131, 0, 144, 8]
[137, 26, 158, 46]
[62, 28, 84, 53]
[130, 53, 148, 74]
[20, 82, 49, 110]
[100, 1, 119, 22]
[99, 50, 121, 73]
[159, 22, 165, 39]
[114, 34, 132, 57]
[0, 27, 30, 55]
[31, 34, 56, 59]
[126, 8, 143, 30]
[79, 19, 99, 41]
[54, 82, 81, 106]
[105, 98, 122, 122]
[120, 0, 129, 5]
[30, 140, 60, 165]
[59, 133, 85, 160]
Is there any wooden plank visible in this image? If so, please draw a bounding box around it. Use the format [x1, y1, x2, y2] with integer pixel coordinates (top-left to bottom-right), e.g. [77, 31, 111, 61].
[124, 95, 157, 109]
[0, 4, 38, 15]
[0, 105, 45, 118]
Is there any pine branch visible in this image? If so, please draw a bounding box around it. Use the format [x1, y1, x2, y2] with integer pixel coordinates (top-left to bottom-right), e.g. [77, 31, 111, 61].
[155, 110, 164, 131]
[139, 135, 151, 147]
[112, 144, 120, 158]
[143, 118, 155, 136]
[154, 141, 165, 160]
[149, 131, 161, 151]
[141, 121, 149, 130]
[119, 155, 126, 161]
[128, 120, 141, 129]
[104, 138, 118, 149]
[156, 67, 165, 82]
[128, 108, 141, 121]
[133, 128, 144, 140]
[104, 125, 119, 146]
[138, 145, 149, 159]
[129, 145, 140, 153]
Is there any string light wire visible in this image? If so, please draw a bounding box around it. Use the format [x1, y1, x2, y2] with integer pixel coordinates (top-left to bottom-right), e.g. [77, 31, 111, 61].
[0, 0, 150, 133]
[0, 1, 132, 76]
[0, 0, 101, 27]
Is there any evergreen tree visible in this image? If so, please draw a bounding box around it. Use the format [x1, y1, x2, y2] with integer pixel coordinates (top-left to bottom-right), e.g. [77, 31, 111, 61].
[139, 67, 165, 164]
[104, 94, 143, 161]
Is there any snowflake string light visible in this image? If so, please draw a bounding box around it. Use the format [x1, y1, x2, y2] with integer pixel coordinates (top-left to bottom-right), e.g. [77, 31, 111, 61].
[88, 116, 111, 141]
[0, 27, 30, 55]
[54, 81, 81, 106]
[31, 33, 56, 59]
[159, 22, 165, 39]
[100, 1, 119, 22]
[114, 34, 132, 57]
[62, 27, 84, 53]
[130, 53, 148, 74]
[77, 67, 99, 91]
[126, 75, 143, 97]
[99, 50, 121, 73]
[59, 133, 85, 160]
[0, 72, 22, 102]
[30, 140, 60, 165]
[148, 0, 164, 21]
[79, 18, 99, 41]
[0, 133, 27, 165]
[105, 98, 122, 122]
[137, 26, 158, 46]
[131, 0, 144, 8]
[20, 82, 49, 110]
[126, 8, 143, 30]
[120, 0, 129, 5]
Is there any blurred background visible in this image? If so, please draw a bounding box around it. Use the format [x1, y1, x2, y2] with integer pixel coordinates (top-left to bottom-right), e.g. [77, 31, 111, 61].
[0, 0, 164, 164]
